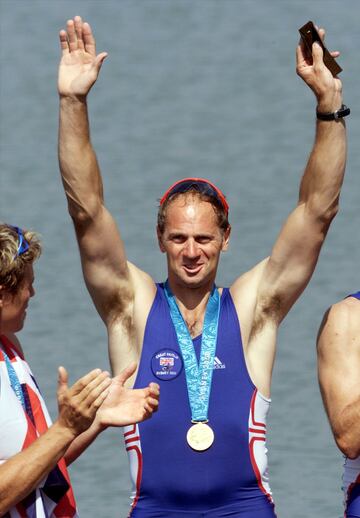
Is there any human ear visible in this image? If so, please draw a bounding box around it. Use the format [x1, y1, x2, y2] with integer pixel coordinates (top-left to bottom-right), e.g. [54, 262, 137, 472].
[156, 226, 166, 253]
[221, 225, 231, 252]
[0, 287, 12, 308]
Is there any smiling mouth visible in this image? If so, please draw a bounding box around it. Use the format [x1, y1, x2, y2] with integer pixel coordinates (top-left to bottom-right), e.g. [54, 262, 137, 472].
[183, 264, 203, 275]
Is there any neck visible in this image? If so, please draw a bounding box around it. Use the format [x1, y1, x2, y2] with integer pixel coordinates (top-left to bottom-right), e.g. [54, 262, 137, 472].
[167, 278, 216, 338]
[167, 277, 214, 310]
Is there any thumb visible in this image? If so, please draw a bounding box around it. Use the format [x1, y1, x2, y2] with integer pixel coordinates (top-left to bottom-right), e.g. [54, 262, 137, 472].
[116, 362, 137, 386]
[94, 52, 108, 73]
[57, 366, 68, 395]
[312, 41, 324, 66]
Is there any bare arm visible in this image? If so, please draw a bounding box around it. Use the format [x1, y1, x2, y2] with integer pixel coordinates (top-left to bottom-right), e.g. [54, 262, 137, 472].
[230, 29, 347, 396]
[0, 367, 110, 515]
[233, 29, 347, 325]
[58, 17, 155, 328]
[64, 363, 160, 465]
[317, 299, 360, 459]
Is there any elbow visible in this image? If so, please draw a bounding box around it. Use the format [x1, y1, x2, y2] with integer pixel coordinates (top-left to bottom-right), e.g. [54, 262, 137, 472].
[335, 433, 360, 460]
[306, 197, 340, 229]
[68, 197, 103, 227]
[323, 203, 339, 224]
[0, 493, 10, 517]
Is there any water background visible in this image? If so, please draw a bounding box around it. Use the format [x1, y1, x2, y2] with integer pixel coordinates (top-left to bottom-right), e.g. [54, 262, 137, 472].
[1, 1, 360, 516]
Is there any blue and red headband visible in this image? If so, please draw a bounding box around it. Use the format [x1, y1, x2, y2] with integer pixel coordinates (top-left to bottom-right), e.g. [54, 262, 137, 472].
[160, 178, 229, 216]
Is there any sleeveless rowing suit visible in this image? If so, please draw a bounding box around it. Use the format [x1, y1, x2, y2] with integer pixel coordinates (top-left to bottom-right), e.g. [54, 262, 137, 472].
[343, 291, 360, 517]
[124, 284, 276, 517]
[0, 335, 78, 518]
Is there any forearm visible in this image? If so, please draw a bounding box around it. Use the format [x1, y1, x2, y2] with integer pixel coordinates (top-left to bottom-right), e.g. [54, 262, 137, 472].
[58, 96, 104, 222]
[64, 417, 105, 466]
[0, 421, 75, 515]
[299, 93, 347, 220]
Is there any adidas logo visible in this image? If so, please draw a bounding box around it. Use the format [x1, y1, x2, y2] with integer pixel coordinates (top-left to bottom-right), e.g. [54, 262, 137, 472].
[213, 356, 226, 369]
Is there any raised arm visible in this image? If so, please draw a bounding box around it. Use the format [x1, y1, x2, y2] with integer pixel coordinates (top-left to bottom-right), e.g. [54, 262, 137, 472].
[243, 28, 347, 323]
[229, 28, 347, 395]
[317, 299, 360, 459]
[58, 16, 154, 329]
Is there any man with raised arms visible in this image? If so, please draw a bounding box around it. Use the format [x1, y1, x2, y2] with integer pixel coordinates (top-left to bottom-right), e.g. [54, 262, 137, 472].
[317, 295, 360, 517]
[58, 16, 348, 517]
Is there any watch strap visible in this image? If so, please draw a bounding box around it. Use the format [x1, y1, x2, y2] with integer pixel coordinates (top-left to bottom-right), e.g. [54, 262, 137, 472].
[316, 104, 350, 121]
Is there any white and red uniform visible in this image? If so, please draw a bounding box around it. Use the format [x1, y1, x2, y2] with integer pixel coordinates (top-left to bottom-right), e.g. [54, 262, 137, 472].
[0, 335, 78, 518]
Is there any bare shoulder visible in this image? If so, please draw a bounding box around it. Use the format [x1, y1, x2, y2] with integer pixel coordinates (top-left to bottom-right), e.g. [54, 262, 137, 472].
[128, 263, 157, 304]
[230, 257, 269, 304]
[317, 296, 360, 357]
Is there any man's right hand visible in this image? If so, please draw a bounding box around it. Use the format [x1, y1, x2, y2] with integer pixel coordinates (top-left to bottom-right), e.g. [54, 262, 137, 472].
[56, 367, 111, 437]
[58, 16, 107, 99]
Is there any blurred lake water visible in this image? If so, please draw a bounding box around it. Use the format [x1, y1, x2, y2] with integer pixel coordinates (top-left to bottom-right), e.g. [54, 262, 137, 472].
[1, 1, 360, 516]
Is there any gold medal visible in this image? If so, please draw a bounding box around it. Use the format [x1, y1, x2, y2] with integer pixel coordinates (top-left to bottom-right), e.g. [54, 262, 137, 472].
[186, 422, 214, 451]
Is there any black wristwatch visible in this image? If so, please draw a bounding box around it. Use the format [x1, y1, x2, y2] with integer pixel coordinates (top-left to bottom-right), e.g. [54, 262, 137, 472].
[316, 104, 350, 121]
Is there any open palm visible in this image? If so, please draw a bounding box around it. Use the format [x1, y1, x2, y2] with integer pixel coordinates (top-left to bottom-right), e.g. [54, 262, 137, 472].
[97, 364, 160, 427]
[58, 16, 107, 97]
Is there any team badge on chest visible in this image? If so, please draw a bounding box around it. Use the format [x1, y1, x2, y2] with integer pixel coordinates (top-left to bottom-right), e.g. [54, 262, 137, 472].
[151, 349, 183, 380]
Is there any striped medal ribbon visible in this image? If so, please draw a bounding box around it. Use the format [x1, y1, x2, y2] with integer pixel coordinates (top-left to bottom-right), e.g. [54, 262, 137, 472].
[164, 280, 220, 451]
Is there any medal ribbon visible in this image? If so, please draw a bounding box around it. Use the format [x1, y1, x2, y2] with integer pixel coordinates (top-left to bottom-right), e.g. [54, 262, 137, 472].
[164, 281, 220, 422]
[2, 348, 26, 410]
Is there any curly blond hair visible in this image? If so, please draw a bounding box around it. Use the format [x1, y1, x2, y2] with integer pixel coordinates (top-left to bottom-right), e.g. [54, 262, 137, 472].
[0, 223, 42, 294]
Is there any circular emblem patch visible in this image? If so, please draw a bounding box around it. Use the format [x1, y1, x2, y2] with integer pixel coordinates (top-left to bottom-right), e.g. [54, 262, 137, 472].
[151, 349, 183, 381]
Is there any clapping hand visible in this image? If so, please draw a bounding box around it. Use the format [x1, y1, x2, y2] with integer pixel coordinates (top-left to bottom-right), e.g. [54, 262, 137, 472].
[57, 367, 111, 437]
[97, 363, 160, 428]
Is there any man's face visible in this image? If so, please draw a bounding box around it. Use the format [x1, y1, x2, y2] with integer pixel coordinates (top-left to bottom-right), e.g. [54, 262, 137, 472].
[158, 195, 230, 289]
[0, 265, 35, 333]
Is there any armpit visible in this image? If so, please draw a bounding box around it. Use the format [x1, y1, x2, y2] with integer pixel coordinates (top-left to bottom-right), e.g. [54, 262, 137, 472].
[251, 294, 283, 338]
[105, 285, 135, 335]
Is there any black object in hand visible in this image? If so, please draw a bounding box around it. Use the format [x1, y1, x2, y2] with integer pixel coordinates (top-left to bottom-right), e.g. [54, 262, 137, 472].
[299, 21, 342, 76]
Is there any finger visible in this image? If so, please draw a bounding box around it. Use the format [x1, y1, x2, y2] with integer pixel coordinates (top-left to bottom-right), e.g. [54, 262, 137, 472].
[77, 371, 111, 403]
[312, 41, 324, 67]
[116, 362, 137, 386]
[148, 382, 160, 397]
[94, 52, 108, 74]
[145, 397, 159, 411]
[74, 15, 84, 50]
[70, 368, 103, 396]
[296, 41, 308, 66]
[144, 400, 158, 414]
[57, 366, 68, 396]
[66, 19, 78, 52]
[330, 51, 340, 57]
[83, 375, 112, 406]
[82, 22, 96, 56]
[59, 30, 69, 55]
[92, 386, 111, 410]
[317, 27, 325, 43]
